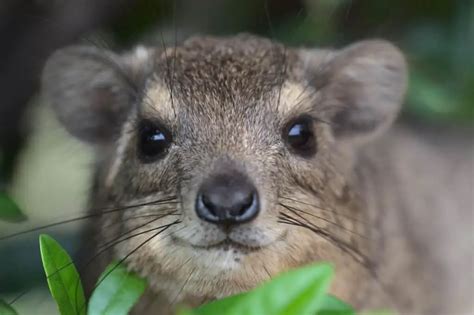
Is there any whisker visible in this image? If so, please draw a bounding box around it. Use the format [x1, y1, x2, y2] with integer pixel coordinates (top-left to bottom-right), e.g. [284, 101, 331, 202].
[278, 211, 371, 269]
[101, 210, 179, 229]
[16, 219, 181, 314]
[263, 0, 287, 113]
[79, 222, 183, 279]
[1, 199, 178, 305]
[101, 211, 178, 248]
[171, 0, 178, 118]
[279, 202, 369, 240]
[277, 47, 287, 112]
[8, 290, 28, 306]
[279, 195, 364, 224]
[76, 219, 182, 314]
[0, 196, 178, 241]
[264, 0, 276, 40]
[40, 219, 180, 294]
[277, 211, 394, 305]
[292, 84, 320, 108]
[158, 22, 176, 118]
[169, 257, 198, 305]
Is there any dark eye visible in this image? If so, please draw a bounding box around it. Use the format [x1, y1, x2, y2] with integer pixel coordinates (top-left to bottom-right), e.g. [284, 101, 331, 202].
[138, 120, 172, 162]
[284, 116, 317, 157]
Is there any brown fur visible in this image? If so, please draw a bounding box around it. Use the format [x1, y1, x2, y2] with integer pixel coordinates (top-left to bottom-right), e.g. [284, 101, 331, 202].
[42, 34, 473, 314]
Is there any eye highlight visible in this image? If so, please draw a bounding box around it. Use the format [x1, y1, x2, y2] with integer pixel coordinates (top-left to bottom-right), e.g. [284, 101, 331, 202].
[283, 116, 317, 157]
[137, 119, 172, 162]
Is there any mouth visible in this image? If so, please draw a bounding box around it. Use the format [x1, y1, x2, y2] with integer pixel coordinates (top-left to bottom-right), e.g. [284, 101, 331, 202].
[171, 229, 287, 256]
[191, 238, 263, 253]
[171, 235, 264, 254]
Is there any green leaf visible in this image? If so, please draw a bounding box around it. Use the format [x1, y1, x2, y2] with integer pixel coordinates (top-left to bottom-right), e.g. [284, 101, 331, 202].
[176, 307, 196, 315]
[358, 311, 395, 315]
[39, 234, 86, 315]
[0, 299, 18, 315]
[317, 295, 355, 315]
[196, 263, 336, 315]
[193, 292, 247, 315]
[0, 192, 26, 223]
[88, 262, 147, 315]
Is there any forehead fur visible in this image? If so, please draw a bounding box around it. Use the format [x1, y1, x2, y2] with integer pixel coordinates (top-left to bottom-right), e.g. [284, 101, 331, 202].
[154, 35, 298, 106]
[143, 80, 313, 121]
[142, 35, 314, 122]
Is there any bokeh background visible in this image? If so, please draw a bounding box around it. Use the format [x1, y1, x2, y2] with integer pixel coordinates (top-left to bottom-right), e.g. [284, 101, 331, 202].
[0, 0, 472, 313]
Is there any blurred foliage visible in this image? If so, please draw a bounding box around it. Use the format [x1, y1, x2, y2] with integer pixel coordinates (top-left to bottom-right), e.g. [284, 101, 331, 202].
[0, 192, 26, 223]
[0, 299, 18, 315]
[280, 0, 473, 123]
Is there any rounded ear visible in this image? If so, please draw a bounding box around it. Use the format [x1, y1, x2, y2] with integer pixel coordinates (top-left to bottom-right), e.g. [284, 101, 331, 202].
[303, 40, 408, 145]
[41, 46, 152, 143]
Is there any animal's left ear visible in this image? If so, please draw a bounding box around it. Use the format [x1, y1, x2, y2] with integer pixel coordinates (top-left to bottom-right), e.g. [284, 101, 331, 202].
[304, 40, 408, 144]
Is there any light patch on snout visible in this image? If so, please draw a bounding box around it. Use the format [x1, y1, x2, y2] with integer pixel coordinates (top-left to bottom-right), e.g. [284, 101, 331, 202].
[276, 81, 320, 117]
[197, 248, 244, 271]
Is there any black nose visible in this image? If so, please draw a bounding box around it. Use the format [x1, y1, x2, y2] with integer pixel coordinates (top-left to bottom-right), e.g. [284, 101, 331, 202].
[195, 173, 259, 225]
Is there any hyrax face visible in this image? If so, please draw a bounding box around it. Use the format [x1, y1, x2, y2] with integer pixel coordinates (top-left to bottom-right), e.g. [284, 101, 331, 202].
[42, 34, 406, 301]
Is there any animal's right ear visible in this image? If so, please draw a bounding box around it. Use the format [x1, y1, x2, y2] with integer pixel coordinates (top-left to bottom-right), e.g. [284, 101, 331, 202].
[300, 40, 407, 145]
[42, 46, 152, 143]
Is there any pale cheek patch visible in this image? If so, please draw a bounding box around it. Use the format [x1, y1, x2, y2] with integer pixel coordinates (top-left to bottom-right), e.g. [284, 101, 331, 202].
[276, 81, 319, 117]
[105, 117, 135, 189]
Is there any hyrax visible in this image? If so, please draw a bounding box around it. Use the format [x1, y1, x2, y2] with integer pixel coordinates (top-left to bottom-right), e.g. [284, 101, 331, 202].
[42, 34, 473, 314]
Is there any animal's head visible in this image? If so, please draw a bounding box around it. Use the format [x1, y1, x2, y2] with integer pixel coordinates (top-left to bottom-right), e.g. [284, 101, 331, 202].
[42, 34, 407, 301]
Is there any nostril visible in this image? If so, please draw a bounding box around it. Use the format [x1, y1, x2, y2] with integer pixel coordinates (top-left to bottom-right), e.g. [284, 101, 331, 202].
[195, 173, 260, 225]
[238, 193, 254, 216]
[196, 193, 220, 223]
[235, 192, 259, 222]
[201, 194, 217, 217]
